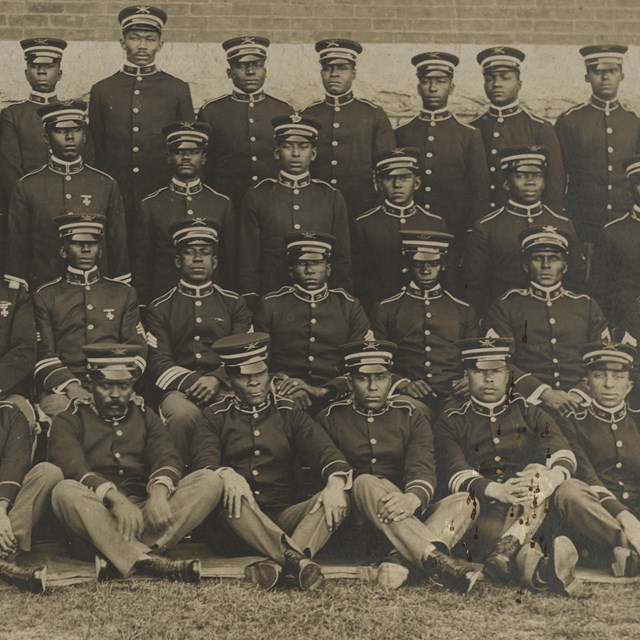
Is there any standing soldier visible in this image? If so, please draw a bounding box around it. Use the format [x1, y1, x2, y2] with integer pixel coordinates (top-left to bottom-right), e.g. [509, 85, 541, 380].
[132, 121, 235, 306]
[302, 39, 395, 224]
[471, 47, 565, 213]
[555, 45, 640, 248]
[88, 5, 194, 249]
[197, 36, 293, 210]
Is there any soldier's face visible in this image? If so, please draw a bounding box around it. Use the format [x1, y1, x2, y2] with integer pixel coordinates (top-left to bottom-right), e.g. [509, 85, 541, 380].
[586, 368, 632, 408]
[410, 258, 443, 289]
[46, 125, 86, 160]
[60, 239, 102, 271]
[228, 369, 270, 406]
[417, 75, 453, 110]
[466, 365, 510, 403]
[379, 173, 420, 206]
[175, 245, 217, 283]
[320, 63, 356, 96]
[586, 66, 624, 100]
[24, 61, 62, 93]
[168, 144, 206, 180]
[227, 60, 267, 93]
[120, 30, 163, 66]
[524, 251, 567, 287]
[349, 371, 392, 410]
[92, 378, 135, 419]
[290, 258, 331, 289]
[504, 169, 545, 204]
[483, 69, 521, 106]
[274, 141, 317, 175]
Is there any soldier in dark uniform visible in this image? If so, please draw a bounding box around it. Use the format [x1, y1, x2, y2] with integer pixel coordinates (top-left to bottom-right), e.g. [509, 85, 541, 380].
[555, 45, 640, 246]
[197, 36, 293, 210]
[32, 214, 146, 422]
[555, 342, 640, 576]
[353, 148, 447, 309]
[434, 338, 581, 595]
[237, 114, 352, 307]
[5, 100, 130, 291]
[145, 218, 251, 463]
[50, 343, 220, 582]
[317, 340, 481, 592]
[253, 232, 371, 411]
[471, 47, 565, 213]
[191, 333, 352, 590]
[370, 232, 477, 419]
[462, 146, 585, 316]
[485, 227, 607, 415]
[395, 52, 490, 243]
[88, 5, 194, 249]
[302, 39, 395, 224]
[132, 121, 235, 306]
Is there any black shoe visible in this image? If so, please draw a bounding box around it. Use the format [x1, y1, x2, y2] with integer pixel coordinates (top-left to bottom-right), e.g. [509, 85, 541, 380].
[534, 536, 581, 596]
[612, 547, 640, 577]
[253, 560, 282, 590]
[134, 555, 201, 583]
[421, 549, 481, 594]
[377, 550, 411, 590]
[0, 559, 46, 593]
[483, 534, 521, 584]
[283, 548, 324, 591]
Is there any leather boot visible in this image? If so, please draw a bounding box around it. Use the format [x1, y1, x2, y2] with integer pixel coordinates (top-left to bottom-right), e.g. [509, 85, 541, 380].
[283, 548, 324, 591]
[612, 546, 640, 577]
[0, 559, 46, 593]
[134, 555, 201, 583]
[252, 560, 282, 590]
[421, 549, 481, 594]
[483, 534, 521, 583]
[376, 549, 411, 590]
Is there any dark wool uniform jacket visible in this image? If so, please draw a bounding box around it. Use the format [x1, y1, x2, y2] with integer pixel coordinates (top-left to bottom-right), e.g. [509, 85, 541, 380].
[0, 402, 33, 503]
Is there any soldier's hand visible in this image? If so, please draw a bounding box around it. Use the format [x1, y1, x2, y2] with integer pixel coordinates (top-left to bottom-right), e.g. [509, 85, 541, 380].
[0, 506, 17, 556]
[377, 491, 421, 523]
[290, 389, 313, 410]
[144, 487, 173, 531]
[66, 382, 93, 404]
[219, 468, 257, 519]
[276, 377, 307, 396]
[485, 480, 521, 505]
[186, 376, 221, 404]
[108, 491, 145, 542]
[397, 379, 432, 399]
[617, 511, 640, 554]
[310, 476, 348, 531]
[540, 389, 580, 415]
[452, 377, 469, 395]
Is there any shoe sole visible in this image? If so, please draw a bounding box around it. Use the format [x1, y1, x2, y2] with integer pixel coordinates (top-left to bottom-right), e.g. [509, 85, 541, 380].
[298, 562, 324, 591]
[482, 556, 515, 584]
[34, 566, 46, 594]
[377, 562, 410, 590]
[552, 537, 581, 596]
[185, 560, 201, 584]
[611, 546, 631, 578]
[255, 561, 281, 590]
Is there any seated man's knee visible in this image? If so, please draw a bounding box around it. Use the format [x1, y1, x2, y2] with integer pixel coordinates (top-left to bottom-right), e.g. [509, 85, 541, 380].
[553, 478, 589, 511]
[161, 392, 203, 422]
[352, 473, 378, 495]
[29, 462, 64, 487]
[38, 393, 72, 420]
[51, 479, 83, 509]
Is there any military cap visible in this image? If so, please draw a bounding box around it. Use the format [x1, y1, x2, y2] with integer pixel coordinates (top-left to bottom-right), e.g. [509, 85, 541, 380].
[518, 226, 570, 254]
[581, 341, 635, 371]
[374, 147, 421, 176]
[477, 46, 525, 73]
[82, 343, 146, 380]
[498, 145, 548, 173]
[212, 332, 270, 375]
[315, 38, 363, 65]
[56, 213, 106, 241]
[118, 5, 167, 33]
[38, 99, 87, 128]
[580, 44, 627, 70]
[458, 336, 514, 370]
[285, 231, 335, 262]
[162, 121, 212, 148]
[623, 155, 640, 180]
[400, 230, 454, 261]
[169, 217, 220, 247]
[222, 35, 270, 63]
[340, 339, 396, 374]
[272, 114, 321, 143]
[411, 51, 459, 78]
[20, 37, 67, 64]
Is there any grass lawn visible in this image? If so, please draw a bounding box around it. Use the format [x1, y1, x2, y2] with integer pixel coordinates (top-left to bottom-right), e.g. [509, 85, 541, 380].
[0, 578, 638, 640]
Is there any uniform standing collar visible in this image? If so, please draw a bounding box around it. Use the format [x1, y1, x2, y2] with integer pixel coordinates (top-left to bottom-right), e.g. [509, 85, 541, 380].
[293, 283, 329, 303]
[590, 95, 620, 114]
[324, 91, 354, 107]
[471, 396, 509, 417]
[48, 155, 84, 175]
[406, 282, 443, 300]
[29, 90, 57, 104]
[418, 107, 451, 122]
[177, 279, 214, 298]
[631, 205, 640, 221]
[488, 100, 521, 118]
[382, 200, 416, 218]
[170, 177, 203, 195]
[122, 63, 157, 76]
[232, 88, 266, 103]
[65, 265, 101, 286]
[506, 199, 543, 217]
[352, 399, 390, 418]
[278, 171, 311, 188]
[233, 394, 272, 415]
[529, 281, 563, 302]
[589, 400, 627, 423]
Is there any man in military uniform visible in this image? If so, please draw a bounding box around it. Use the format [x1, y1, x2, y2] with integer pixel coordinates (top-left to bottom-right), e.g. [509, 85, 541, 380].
[317, 340, 481, 592]
[302, 39, 395, 224]
[370, 232, 477, 419]
[485, 227, 607, 415]
[197, 36, 294, 210]
[146, 218, 251, 463]
[353, 148, 448, 310]
[471, 47, 564, 213]
[32, 214, 146, 422]
[50, 344, 219, 582]
[132, 121, 235, 306]
[5, 100, 130, 291]
[237, 114, 352, 307]
[462, 146, 584, 317]
[434, 338, 580, 595]
[253, 232, 371, 412]
[88, 5, 194, 250]
[555, 342, 640, 577]
[395, 52, 490, 244]
[555, 45, 640, 246]
[191, 333, 352, 590]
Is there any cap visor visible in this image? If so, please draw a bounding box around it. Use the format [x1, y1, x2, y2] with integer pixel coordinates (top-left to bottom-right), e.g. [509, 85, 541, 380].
[588, 362, 629, 371]
[237, 361, 268, 375]
[30, 55, 58, 64]
[472, 359, 509, 370]
[91, 369, 136, 381]
[50, 120, 85, 128]
[234, 53, 266, 63]
[295, 251, 325, 261]
[412, 250, 443, 261]
[354, 364, 389, 374]
[67, 233, 101, 242]
[380, 168, 416, 176]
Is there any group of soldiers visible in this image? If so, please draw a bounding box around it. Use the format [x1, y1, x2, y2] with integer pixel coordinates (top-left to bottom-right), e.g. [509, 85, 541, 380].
[0, 4, 638, 598]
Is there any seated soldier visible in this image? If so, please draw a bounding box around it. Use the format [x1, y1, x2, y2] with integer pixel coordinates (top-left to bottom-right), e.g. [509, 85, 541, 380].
[317, 340, 481, 592]
[352, 147, 447, 309]
[434, 337, 581, 596]
[32, 214, 147, 422]
[253, 231, 371, 412]
[132, 121, 236, 306]
[370, 231, 477, 419]
[190, 333, 352, 591]
[146, 218, 251, 463]
[555, 341, 640, 577]
[49, 344, 221, 583]
[0, 402, 62, 592]
[485, 226, 608, 415]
